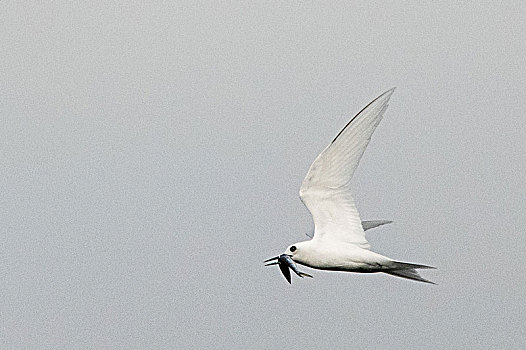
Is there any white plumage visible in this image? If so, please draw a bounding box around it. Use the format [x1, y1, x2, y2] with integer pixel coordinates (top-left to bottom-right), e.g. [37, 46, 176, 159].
[300, 89, 392, 249]
[267, 89, 435, 284]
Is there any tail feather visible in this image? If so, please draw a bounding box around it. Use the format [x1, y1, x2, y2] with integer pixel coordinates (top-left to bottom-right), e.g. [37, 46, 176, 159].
[384, 261, 436, 284]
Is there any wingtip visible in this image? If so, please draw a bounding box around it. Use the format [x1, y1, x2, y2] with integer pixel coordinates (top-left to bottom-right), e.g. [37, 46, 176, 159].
[330, 88, 397, 144]
[380, 87, 396, 99]
[366, 87, 396, 110]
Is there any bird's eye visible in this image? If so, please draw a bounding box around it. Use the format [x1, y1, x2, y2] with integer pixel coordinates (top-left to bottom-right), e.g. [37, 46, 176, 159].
[290, 246, 297, 252]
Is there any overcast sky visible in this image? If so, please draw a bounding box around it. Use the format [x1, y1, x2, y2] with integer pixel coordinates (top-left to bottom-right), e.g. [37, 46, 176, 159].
[1, 1, 525, 349]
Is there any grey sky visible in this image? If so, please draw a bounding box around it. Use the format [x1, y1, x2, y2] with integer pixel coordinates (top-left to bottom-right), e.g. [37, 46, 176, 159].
[1, 1, 525, 349]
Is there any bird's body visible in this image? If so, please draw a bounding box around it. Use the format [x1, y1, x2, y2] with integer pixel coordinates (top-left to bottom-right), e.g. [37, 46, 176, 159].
[290, 240, 391, 271]
[265, 88, 435, 284]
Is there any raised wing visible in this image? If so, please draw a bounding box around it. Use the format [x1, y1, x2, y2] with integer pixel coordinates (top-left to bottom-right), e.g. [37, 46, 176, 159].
[299, 89, 395, 248]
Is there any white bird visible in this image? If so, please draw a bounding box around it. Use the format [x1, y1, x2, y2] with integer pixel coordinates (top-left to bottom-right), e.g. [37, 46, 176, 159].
[265, 88, 435, 284]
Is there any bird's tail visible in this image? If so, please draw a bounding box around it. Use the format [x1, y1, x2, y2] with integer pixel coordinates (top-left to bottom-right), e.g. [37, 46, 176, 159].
[384, 261, 436, 284]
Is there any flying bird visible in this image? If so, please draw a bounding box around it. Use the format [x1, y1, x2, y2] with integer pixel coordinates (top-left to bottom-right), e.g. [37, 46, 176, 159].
[265, 88, 435, 284]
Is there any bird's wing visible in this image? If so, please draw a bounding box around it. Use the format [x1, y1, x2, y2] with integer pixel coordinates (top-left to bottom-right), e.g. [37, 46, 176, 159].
[299, 89, 395, 248]
[361, 220, 393, 231]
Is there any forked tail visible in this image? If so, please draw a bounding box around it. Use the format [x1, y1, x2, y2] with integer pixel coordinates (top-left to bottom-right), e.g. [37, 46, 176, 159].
[384, 261, 436, 284]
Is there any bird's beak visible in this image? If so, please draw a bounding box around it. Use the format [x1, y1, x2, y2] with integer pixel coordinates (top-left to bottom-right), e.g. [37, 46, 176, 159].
[264, 256, 279, 264]
[264, 254, 313, 284]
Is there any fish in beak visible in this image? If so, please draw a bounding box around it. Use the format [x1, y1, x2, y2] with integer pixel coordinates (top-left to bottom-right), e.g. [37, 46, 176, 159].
[264, 254, 313, 284]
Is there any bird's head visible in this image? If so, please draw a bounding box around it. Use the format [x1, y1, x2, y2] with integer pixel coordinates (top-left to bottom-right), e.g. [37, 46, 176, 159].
[264, 242, 312, 284]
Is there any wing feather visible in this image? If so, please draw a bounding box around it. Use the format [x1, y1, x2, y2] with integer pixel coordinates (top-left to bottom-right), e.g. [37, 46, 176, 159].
[299, 89, 395, 248]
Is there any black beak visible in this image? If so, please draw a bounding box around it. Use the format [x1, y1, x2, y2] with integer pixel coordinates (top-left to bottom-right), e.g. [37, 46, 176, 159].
[264, 254, 313, 284]
[264, 256, 279, 264]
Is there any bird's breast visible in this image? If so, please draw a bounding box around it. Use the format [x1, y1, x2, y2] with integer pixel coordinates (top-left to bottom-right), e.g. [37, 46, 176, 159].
[296, 244, 372, 271]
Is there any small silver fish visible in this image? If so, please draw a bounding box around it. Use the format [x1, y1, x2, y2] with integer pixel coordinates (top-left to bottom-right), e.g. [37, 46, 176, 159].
[264, 254, 313, 284]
